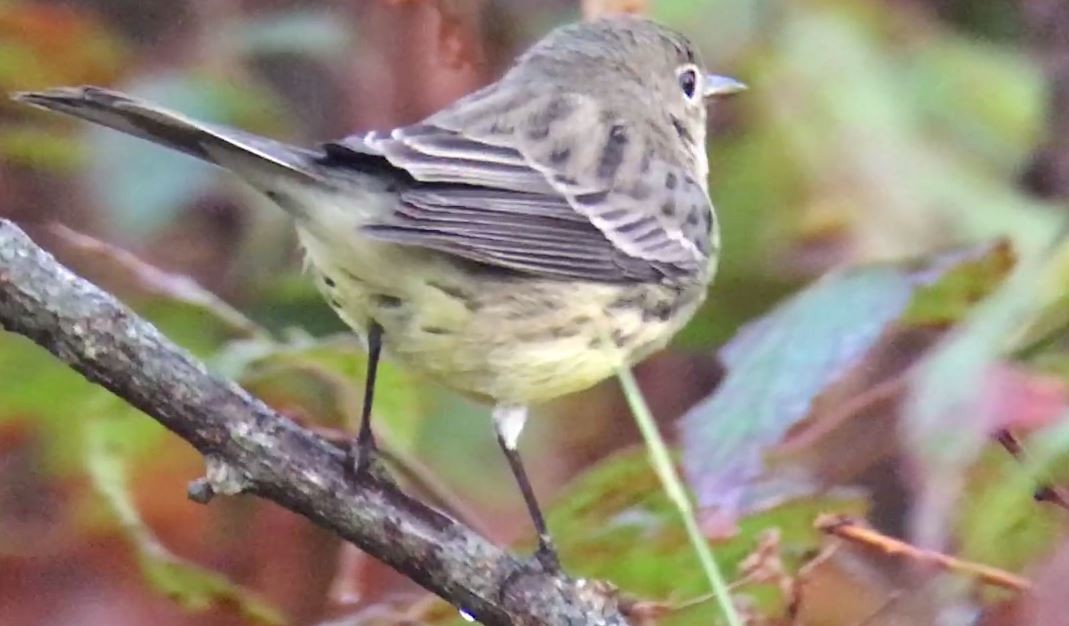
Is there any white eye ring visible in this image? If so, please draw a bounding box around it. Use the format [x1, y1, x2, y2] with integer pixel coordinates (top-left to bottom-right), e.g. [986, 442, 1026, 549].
[676, 64, 702, 102]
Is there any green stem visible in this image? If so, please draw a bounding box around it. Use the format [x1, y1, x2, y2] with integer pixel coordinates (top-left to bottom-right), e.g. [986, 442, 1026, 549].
[617, 366, 744, 626]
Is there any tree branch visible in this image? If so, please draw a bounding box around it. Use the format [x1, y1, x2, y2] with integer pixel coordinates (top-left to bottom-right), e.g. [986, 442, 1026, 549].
[0, 218, 627, 626]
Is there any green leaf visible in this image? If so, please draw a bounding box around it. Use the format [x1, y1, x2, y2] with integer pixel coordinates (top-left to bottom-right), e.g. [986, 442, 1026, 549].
[902, 241, 1016, 325]
[907, 37, 1043, 172]
[549, 448, 866, 625]
[0, 125, 85, 170]
[378, 447, 868, 626]
[0, 333, 167, 474]
[904, 233, 1065, 548]
[0, 236, 254, 473]
[956, 448, 1062, 574]
[85, 420, 286, 625]
[228, 334, 428, 445]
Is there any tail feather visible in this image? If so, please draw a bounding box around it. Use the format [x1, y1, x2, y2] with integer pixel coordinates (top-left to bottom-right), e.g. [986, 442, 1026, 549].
[12, 86, 321, 183]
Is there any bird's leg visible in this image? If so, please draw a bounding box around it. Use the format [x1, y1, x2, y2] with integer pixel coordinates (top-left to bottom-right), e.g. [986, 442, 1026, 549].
[347, 321, 390, 482]
[491, 403, 560, 572]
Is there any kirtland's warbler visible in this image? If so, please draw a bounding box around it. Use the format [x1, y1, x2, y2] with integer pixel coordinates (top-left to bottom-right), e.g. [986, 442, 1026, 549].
[15, 15, 744, 570]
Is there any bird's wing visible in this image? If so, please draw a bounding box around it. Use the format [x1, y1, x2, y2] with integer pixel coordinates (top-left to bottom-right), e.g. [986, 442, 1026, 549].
[324, 90, 714, 283]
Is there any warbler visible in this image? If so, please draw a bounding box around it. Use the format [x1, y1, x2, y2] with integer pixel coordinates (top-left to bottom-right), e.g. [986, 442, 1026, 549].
[15, 16, 743, 570]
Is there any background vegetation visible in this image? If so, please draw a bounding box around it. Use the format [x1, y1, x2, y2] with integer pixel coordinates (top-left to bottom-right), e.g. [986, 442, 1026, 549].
[2, 0, 1068, 624]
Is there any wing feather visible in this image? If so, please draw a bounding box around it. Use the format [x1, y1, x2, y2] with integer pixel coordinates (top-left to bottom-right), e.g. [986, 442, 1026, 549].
[322, 89, 713, 283]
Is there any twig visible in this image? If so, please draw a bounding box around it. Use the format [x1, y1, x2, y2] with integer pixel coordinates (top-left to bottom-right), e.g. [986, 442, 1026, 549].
[787, 544, 840, 623]
[618, 531, 783, 623]
[617, 367, 744, 626]
[815, 514, 1032, 592]
[0, 218, 628, 626]
[47, 223, 270, 341]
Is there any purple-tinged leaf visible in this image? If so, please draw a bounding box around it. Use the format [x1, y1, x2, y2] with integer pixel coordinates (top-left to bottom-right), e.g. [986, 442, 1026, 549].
[682, 266, 912, 519]
[681, 242, 1014, 525]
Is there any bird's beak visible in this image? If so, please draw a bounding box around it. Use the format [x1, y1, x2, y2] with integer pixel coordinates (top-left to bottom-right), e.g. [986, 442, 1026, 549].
[703, 74, 747, 99]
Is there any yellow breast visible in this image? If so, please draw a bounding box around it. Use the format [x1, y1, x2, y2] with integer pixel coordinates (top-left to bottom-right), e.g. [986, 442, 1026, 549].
[297, 228, 705, 405]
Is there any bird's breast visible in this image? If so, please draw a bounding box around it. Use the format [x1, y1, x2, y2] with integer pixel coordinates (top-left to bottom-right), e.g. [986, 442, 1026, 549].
[297, 227, 706, 404]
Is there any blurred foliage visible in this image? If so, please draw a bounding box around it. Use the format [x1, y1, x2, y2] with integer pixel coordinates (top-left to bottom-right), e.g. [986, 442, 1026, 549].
[86, 421, 285, 625]
[548, 449, 867, 625]
[904, 237, 1061, 550]
[2, 0, 1069, 625]
[392, 448, 867, 626]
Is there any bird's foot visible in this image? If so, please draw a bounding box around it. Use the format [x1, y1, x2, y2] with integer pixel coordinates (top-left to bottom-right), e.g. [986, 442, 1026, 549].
[345, 438, 396, 487]
[533, 535, 561, 574]
[497, 538, 567, 604]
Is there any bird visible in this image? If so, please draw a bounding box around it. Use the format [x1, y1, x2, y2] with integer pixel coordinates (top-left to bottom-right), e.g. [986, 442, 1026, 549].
[14, 15, 744, 571]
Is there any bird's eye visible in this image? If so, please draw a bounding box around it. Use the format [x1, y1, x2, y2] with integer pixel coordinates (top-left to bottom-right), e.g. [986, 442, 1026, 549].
[678, 68, 698, 100]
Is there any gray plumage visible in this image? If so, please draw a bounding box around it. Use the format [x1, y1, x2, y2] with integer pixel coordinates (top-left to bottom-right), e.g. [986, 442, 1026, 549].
[16, 17, 722, 287]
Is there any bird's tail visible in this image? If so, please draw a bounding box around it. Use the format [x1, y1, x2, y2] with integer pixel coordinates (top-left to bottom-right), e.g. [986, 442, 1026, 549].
[12, 85, 321, 184]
